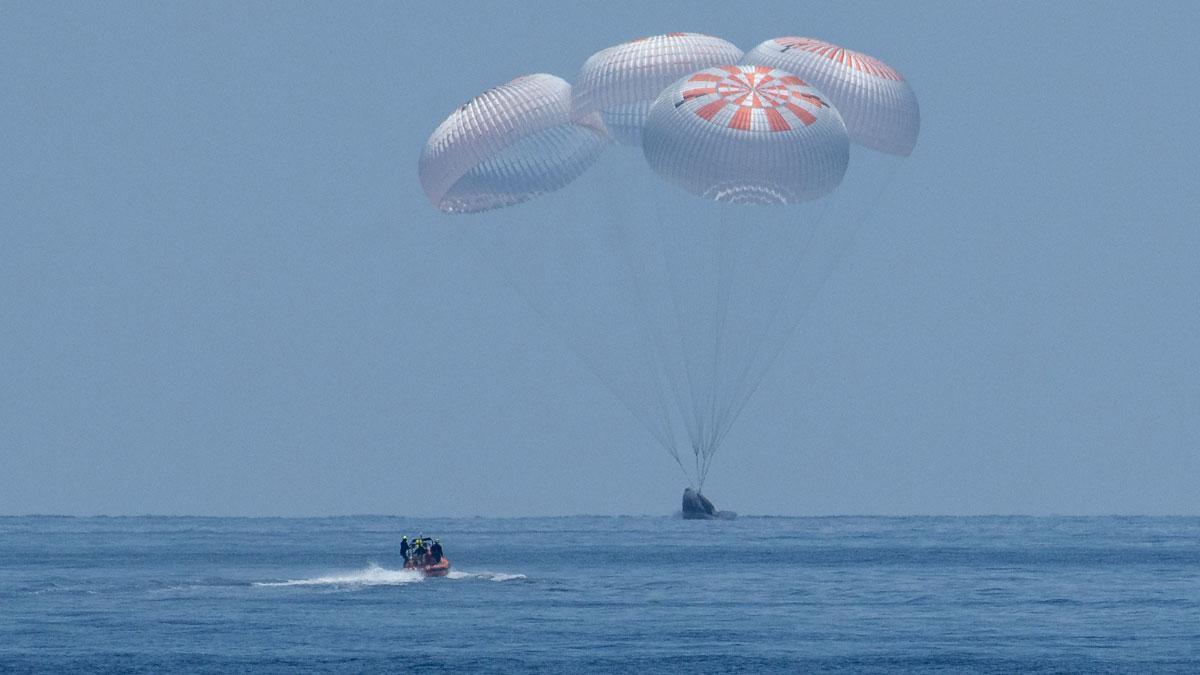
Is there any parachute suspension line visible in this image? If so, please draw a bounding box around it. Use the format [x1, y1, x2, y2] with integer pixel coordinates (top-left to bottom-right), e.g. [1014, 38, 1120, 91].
[450, 212, 681, 475]
[603, 209, 693, 483]
[592, 165, 697, 484]
[712, 163, 906, 453]
[702, 205, 805, 486]
[708, 196, 834, 453]
[699, 204, 739, 490]
[647, 191, 707, 476]
[715, 197, 838, 446]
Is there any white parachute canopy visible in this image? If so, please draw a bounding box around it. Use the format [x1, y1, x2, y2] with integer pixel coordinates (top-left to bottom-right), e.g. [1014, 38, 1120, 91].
[418, 73, 608, 214]
[742, 37, 920, 156]
[572, 33, 744, 146]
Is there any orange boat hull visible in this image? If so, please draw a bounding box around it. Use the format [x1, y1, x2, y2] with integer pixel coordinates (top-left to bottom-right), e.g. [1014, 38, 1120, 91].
[405, 557, 451, 577]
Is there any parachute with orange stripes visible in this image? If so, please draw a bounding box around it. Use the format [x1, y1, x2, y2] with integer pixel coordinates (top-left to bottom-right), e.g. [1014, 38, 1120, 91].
[642, 64, 849, 205]
[743, 37, 920, 157]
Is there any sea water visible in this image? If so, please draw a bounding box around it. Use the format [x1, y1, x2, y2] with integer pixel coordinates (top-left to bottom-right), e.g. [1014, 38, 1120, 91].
[1, 515, 1197, 672]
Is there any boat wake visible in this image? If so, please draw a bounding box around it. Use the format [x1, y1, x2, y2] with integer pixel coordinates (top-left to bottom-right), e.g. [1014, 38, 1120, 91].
[254, 563, 423, 587]
[254, 563, 525, 588]
[446, 570, 526, 582]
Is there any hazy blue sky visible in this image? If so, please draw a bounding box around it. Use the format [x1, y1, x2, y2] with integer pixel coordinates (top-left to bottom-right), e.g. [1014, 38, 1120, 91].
[2, 1, 1198, 516]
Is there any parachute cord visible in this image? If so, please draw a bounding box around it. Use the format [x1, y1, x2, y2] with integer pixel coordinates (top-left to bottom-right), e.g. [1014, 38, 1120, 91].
[712, 163, 905, 453]
[594, 163, 700, 484]
[604, 210, 694, 481]
[700, 209, 725, 488]
[707, 213, 829, 457]
[450, 208, 688, 484]
[698, 205, 740, 488]
[648, 190, 707, 461]
[593, 156, 714, 485]
[705, 197, 832, 462]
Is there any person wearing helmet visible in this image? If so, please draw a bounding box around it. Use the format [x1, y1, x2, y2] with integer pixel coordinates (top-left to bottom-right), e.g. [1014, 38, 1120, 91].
[430, 539, 443, 564]
[400, 535, 410, 563]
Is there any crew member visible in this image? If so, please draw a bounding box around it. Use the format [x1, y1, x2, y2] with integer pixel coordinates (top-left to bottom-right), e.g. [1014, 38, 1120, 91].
[430, 539, 443, 564]
[413, 538, 426, 564]
[400, 536, 410, 562]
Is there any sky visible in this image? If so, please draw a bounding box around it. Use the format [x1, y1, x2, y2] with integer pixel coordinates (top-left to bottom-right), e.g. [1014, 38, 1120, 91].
[1, 1, 1198, 516]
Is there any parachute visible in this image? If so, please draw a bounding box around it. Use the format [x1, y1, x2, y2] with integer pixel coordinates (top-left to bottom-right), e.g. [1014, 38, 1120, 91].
[642, 65, 849, 204]
[742, 37, 920, 156]
[418, 74, 607, 214]
[418, 34, 919, 492]
[572, 33, 744, 146]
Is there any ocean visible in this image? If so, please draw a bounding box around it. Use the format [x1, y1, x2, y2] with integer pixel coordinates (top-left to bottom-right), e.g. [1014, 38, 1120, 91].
[1, 515, 1197, 672]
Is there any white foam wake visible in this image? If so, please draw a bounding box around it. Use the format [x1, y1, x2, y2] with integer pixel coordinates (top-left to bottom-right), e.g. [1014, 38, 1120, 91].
[446, 570, 527, 582]
[254, 563, 424, 587]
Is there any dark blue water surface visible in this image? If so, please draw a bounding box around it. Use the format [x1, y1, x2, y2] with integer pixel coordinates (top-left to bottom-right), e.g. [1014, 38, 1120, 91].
[1, 515, 1197, 672]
